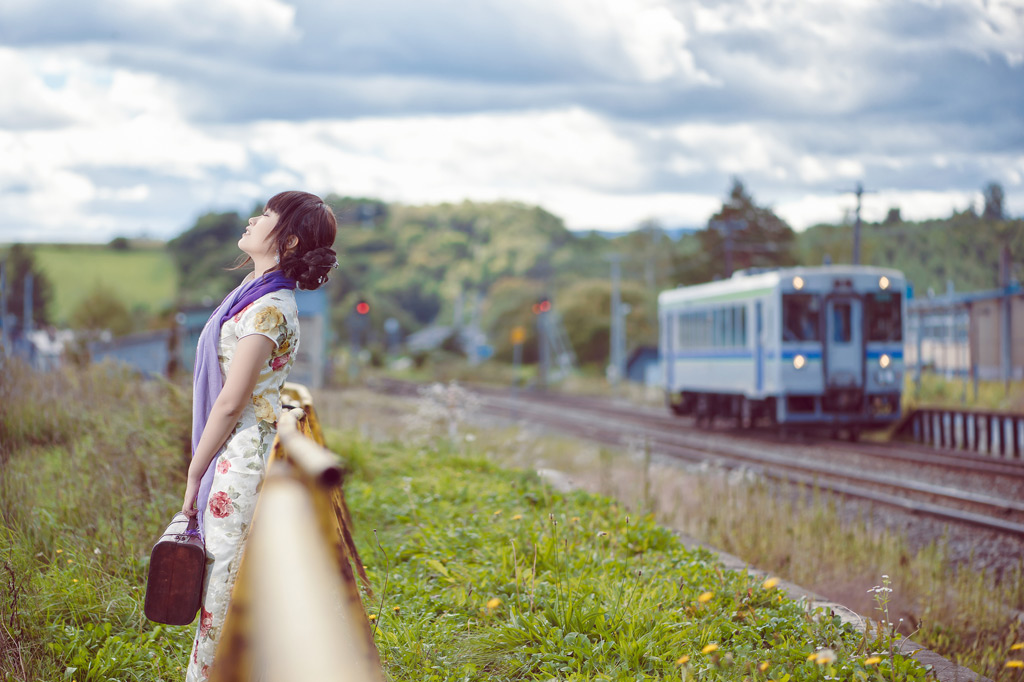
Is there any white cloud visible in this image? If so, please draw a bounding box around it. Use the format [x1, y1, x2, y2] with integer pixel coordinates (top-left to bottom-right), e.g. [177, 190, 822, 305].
[775, 189, 980, 230]
[0, 0, 1022, 243]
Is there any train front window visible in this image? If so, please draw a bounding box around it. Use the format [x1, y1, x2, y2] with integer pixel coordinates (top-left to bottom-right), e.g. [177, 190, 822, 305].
[866, 292, 902, 342]
[782, 294, 820, 341]
[832, 302, 852, 343]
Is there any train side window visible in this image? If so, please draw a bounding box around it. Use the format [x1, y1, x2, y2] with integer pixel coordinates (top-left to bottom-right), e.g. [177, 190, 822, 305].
[738, 306, 747, 346]
[723, 308, 733, 347]
[782, 294, 821, 341]
[866, 293, 902, 342]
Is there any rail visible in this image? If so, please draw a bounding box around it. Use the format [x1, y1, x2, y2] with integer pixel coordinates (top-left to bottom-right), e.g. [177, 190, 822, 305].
[895, 406, 1024, 458]
[209, 383, 384, 682]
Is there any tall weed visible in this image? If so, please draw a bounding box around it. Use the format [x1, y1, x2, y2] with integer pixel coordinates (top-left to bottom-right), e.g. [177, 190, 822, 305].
[1, 360, 193, 681]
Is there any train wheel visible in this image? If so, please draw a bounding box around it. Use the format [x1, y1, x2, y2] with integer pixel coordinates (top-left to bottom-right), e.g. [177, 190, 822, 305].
[738, 398, 753, 430]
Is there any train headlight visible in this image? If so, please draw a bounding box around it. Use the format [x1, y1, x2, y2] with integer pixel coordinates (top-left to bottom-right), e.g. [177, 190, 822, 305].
[879, 353, 891, 369]
[793, 276, 805, 290]
[879, 275, 890, 290]
[793, 354, 806, 370]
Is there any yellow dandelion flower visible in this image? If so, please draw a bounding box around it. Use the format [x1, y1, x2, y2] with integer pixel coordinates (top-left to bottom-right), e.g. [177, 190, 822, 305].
[512, 514, 523, 520]
[571, 516, 580, 523]
[807, 653, 818, 661]
[759, 661, 770, 672]
[56, 549, 63, 554]
[762, 577, 780, 589]
[487, 597, 502, 609]
[66, 559, 73, 564]
[392, 606, 400, 614]
[864, 657, 882, 666]
[368, 613, 377, 622]
[814, 649, 836, 665]
[698, 591, 714, 603]
[493, 510, 502, 516]
[1012, 644, 1024, 651]
[676, 655, 691, 666]
[72, 579, 78, 583]
[702, 643, 719, 654]
[1006, 661, 1024, 669]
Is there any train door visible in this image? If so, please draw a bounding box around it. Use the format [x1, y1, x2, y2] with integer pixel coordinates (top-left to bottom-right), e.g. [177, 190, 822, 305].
[824, 297, 863, 388]
[754, 301, 763, 394]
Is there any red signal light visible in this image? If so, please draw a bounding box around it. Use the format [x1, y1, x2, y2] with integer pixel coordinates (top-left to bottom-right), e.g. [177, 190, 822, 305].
[539, 300, 551, 313]
[356, 301, 370, 315]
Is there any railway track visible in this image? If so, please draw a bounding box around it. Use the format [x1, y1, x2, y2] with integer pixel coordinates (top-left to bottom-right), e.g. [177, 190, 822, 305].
[368, 378, 1024, 539]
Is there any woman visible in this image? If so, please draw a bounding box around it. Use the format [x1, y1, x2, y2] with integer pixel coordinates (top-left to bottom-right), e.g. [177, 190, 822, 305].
[181, 190, 338, 681]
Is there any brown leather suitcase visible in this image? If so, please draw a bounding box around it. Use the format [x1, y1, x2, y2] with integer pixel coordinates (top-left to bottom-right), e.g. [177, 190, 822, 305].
[144, 512, 206, 625]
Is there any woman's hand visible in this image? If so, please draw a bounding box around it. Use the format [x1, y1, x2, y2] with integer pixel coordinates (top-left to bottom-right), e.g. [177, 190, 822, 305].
[182, 474, 201, 517]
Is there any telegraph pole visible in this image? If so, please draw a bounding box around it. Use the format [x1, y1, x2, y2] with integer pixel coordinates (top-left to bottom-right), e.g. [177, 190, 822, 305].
[838, 182, 875, 265]
[23, 272, 33, 337]
[0, 261, 7, 358]
[607, 255, 626, 385]
[852, 182, 864, 265]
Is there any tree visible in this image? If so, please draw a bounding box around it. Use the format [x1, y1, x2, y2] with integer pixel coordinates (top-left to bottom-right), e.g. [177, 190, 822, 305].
[680, 178, 797, 283]
[70, 282, 133, 336]
[983, 181, 1005, 221]
[884, 207, 902, 225]
[1, 244, 53, 334]
[167, 211, 247, 302]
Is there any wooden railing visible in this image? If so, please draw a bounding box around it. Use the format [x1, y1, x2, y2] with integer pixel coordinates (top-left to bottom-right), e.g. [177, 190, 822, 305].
[209, 383, 384, 682]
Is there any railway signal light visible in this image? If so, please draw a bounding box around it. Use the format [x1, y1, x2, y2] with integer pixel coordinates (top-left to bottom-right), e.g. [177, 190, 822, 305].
[532, 298, 551, 315]
[355, 300, 370, 315]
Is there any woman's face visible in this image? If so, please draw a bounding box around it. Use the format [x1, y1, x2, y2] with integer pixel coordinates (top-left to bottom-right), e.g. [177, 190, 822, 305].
[238, 208, 280, 260]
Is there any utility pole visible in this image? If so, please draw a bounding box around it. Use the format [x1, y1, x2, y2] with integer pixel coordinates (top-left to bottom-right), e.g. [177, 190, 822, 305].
[607, 255, 626, 385]
[1000, 245, 1012, 394]
[838, 182, 875, 265]
[0, 260, 7, 357]
[23, 272, 33, 337]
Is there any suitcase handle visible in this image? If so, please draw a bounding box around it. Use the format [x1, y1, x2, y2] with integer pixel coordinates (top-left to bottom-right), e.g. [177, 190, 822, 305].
[173, 513, 202, 542]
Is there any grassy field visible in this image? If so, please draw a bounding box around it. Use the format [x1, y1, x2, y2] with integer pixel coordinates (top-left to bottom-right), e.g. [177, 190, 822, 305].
[30, 244, 178, 325]
[2, 363, 941, 682]
[317, 385, 1024, 681]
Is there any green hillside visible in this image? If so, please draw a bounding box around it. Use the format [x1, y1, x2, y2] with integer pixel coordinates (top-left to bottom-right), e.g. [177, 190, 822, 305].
[10, 187, 1020, 361]
[31, 244, 178, 325]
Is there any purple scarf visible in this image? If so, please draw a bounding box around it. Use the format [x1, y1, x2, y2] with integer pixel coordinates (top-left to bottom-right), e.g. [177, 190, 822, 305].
[191, 270, 296, 538]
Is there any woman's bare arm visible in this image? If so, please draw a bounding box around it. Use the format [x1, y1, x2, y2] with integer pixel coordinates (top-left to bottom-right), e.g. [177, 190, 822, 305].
[182, 334, 276, 516]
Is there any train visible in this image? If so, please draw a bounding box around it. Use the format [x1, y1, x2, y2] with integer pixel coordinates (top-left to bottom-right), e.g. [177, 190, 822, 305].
[658, 265, 906, 437]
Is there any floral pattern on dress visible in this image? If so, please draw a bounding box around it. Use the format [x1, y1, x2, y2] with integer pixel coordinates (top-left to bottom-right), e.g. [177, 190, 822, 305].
[185, 289, 299, 682]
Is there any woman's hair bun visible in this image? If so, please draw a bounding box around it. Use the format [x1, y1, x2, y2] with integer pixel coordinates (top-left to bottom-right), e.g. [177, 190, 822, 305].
[281, 246, 337, 290]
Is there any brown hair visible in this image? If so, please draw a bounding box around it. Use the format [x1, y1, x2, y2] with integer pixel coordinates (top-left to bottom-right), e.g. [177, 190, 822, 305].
[238, 191, 339, 290]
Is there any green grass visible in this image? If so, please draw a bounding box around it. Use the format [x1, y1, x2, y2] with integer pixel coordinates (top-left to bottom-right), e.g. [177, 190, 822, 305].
[2, 364, 934, 682]
[337, 427, 931, 681]
[30, 244, 178, 325]
[1, 359, 193, 681]
[903, 372, 1024, 412]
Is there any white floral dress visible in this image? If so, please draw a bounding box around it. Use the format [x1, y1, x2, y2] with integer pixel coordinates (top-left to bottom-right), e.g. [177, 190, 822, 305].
[186, 290, 299, 682]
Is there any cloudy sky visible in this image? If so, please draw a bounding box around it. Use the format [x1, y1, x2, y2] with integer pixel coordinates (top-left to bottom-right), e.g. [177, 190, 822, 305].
[1, 0, 1022, 242]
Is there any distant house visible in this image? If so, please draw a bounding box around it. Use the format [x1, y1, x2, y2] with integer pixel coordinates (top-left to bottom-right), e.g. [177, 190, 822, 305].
[626, 345, 661, 386]
[90, 329, 174, 378]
